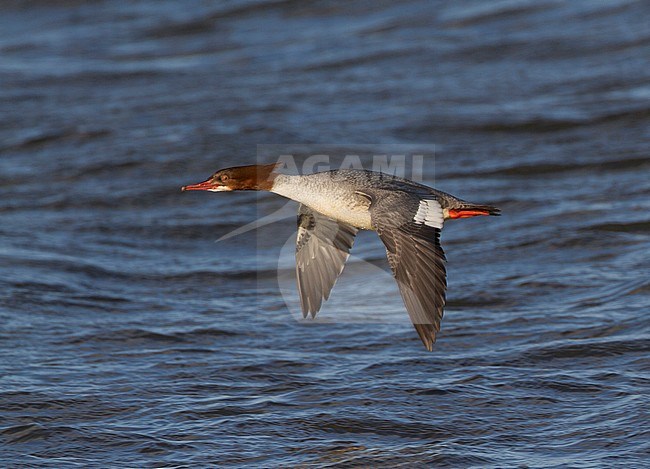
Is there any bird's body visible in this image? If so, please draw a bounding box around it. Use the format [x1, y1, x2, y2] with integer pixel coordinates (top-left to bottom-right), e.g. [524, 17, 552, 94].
[272, 171, 374, 229]
[183, 163, 500, 351]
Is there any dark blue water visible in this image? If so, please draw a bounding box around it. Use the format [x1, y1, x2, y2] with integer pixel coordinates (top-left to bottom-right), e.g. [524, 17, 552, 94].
[1, 1, 649, 467]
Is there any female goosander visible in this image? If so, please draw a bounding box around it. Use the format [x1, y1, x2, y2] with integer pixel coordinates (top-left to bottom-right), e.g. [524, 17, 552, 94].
[182, 163, 500, 351]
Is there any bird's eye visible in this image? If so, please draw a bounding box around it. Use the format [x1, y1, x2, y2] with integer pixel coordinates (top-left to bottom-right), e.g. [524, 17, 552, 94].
[220, 174, 229, 182]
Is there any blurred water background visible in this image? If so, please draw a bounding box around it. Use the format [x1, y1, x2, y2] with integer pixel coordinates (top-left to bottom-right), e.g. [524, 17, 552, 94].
[1, 0, 649, 467]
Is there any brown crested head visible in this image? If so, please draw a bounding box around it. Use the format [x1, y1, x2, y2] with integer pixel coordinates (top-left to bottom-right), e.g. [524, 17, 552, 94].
[181, 162, 280, 192]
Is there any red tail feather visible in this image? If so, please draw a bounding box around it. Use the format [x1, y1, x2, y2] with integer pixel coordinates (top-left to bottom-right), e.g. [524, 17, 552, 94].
[448, 204, 501, 219]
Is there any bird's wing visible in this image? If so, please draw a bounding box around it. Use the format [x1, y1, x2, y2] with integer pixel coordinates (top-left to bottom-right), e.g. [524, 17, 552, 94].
[358, 190, 447, 351]
[295, 204, 359, 317]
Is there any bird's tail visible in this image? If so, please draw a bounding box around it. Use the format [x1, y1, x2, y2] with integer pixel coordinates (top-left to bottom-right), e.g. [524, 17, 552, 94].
[447, 203, 501, 219]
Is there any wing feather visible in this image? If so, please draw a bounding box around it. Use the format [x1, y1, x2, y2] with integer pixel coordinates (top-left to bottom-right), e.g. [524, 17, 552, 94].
[295, 204, 358, 317]
[361, 190, 447, 351]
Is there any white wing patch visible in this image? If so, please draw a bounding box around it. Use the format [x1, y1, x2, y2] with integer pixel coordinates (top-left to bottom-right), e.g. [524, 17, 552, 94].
[413, 199, 444, 229]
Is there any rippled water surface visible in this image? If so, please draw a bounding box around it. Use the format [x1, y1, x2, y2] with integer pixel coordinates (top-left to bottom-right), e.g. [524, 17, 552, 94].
[1, 1, 649, 467]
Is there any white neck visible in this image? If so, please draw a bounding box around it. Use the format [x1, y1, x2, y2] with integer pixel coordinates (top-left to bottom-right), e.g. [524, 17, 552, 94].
[270, 174, 306, 202]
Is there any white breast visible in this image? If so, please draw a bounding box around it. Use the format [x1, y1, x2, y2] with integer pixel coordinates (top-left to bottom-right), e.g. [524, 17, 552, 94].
[271, 174, 373, 229]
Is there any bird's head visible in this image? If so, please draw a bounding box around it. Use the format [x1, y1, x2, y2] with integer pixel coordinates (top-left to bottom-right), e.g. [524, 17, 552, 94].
[182, 162, 280, 192]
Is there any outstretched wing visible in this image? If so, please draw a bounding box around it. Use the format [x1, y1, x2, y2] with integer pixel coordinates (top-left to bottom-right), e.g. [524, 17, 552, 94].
[296, 204, 358, 317]
[360, 190, 447, 351]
